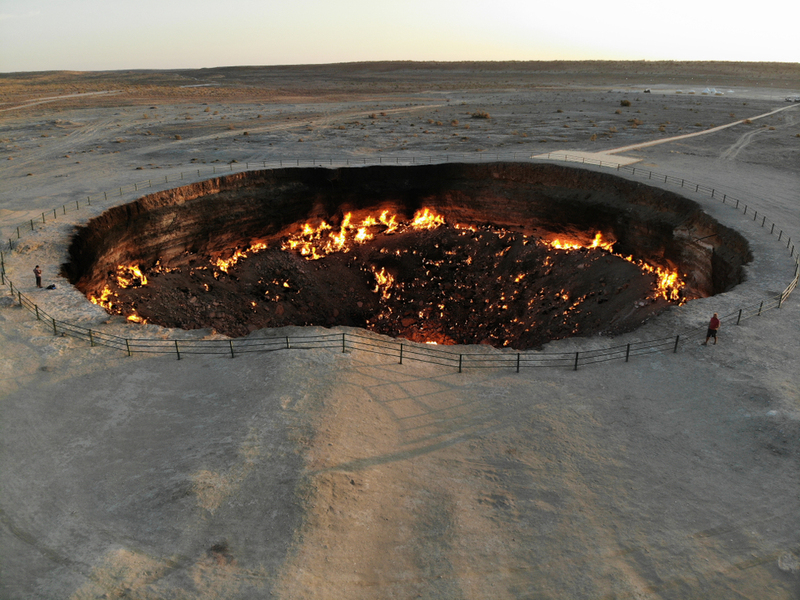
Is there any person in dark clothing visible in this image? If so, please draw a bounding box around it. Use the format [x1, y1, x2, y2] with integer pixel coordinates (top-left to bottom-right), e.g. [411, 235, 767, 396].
[703, 313, 720, 345]
[33, 265, 42, 288]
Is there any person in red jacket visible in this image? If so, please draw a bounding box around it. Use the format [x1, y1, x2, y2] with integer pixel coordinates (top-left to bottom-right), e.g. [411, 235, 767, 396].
[703, 313, 720, 345]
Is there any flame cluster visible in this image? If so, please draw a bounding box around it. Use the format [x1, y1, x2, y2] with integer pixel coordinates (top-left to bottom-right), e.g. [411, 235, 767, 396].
[90, 264, 148, 323]
[545, 232, 685, 303]
[214, 242, 268, 274]
[546, 232, 616, 252]
[281, 209, 442, 260]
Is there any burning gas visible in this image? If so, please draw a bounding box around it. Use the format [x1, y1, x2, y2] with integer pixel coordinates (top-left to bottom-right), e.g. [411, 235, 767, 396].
[281, 209, 442, 260]
[88, 207, 689, 346]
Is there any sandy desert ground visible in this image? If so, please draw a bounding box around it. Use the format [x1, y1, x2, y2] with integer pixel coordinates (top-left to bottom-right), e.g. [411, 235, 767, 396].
[1, 62, 799, 599]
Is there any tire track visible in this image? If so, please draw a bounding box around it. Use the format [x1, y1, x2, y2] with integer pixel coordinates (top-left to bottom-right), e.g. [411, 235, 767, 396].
[720, 128, 767, 161]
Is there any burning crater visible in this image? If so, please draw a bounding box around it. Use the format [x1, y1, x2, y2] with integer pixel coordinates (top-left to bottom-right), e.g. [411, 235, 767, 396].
[63, 163, 751, 349]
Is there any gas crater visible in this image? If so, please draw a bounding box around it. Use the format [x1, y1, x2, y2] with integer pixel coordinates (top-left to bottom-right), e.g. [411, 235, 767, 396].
[62, 162, 752, 350]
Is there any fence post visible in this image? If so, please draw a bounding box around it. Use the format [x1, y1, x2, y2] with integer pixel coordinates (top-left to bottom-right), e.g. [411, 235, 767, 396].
[574, 352, 579, 371]
[737, 309, 742, 325]
[126, 339, 131, 356]
[17, 291, 22, 305]
[229, 339, 235, 358]
[673, 335, 680, 353]
[516, 353, 520, 373]
[342, 333, 346, 353]
[175, 340, 181, 360]
[625, 343, 630, 362]
[285, 336, 290, 349]
[89, 329, 94, 347]
[35, 304, 40, 320]
[52, 317, 57, 335]
[757, 301, 763, 316]
[458, 354, 462, 373]
[771, 223, 775, 234]
[399, 343, 403, 364]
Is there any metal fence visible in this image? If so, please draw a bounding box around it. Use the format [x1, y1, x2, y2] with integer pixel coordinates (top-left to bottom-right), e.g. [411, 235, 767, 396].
[1, 154, 797, 371]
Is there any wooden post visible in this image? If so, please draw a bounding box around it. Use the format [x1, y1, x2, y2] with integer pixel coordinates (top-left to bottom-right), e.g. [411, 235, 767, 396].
[229, 339, 235, 358]
[458, 354, 463, 373]
[737, 309, 742, 325]
[52, 317, 57, 335]
[89, 329, 94, 347]
[399, 343, 403, 364]
[673, 335, 680, 353]
[574, 352, 579, 371]
[175, 340, 181, 360]
[758, 301, 763, 316]
[341, 333, 346, 353]
[625, 343, 631, 362]
[126, 339, 131, 356]
[516, 353, 520, 373]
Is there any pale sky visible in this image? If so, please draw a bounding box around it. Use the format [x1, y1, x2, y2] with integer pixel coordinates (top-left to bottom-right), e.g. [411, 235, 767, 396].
[1, 0, 797, 72]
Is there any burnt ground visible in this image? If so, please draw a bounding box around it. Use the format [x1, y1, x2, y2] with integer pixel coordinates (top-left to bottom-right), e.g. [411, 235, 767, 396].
[104, 225, 675, 349]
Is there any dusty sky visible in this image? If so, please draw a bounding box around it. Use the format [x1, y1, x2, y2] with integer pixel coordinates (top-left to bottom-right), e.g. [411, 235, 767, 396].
[1, 0, 797, 72]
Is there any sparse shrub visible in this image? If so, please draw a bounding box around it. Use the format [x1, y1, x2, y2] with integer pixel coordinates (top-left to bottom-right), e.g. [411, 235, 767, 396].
[590, 133, 597, 141]
[451, 119, 459, 126]
[609, 126, 617, 133]
[471, 111, 490, 119]
[743, 119, 752, 124]
[659, 125, 666, 132]
[369, 113, 377, 119]
[175, 134, 182, 140]
[628, 118, 642, 128]
[695, 123, 702, 127]
[435, 121, 443, 126]
[213, 111, 219, 115]
[243, 131, 249, 136]
[615, 109, 622, 114]
[620, 99, 631, 107]
[556, 109, 563, 113]
[204, 107, 211, 112]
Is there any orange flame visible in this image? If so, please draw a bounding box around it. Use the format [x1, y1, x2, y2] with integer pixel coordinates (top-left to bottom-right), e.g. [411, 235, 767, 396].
[372, 266, 395, 300]
[116, 265, 148, 288]
[282, 209, 446, 260]
[213, 242, 268, 273]
[548, 232, 615, 252]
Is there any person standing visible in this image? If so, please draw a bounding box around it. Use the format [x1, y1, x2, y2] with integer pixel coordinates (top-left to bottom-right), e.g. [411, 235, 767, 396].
[703, 312, 720, 345]
[33, 265, 42, 288]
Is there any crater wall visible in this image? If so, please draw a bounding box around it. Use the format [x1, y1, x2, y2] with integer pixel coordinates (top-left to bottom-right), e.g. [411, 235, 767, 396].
[62, 163, 752, 298]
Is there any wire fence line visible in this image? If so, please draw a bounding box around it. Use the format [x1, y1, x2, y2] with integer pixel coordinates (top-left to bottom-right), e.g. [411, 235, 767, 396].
[0, 153, 797, 371]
